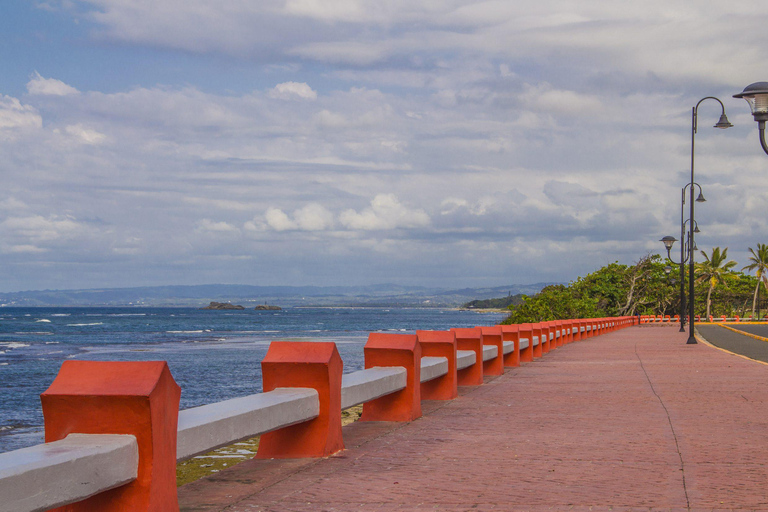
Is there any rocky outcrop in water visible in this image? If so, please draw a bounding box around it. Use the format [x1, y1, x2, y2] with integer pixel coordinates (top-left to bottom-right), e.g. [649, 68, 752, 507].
[201, 301, 245, 310]
[255, 304, 281, 311]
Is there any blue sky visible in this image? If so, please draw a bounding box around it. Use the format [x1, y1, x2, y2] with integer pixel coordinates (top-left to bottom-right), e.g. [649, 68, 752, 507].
[1, 1, 768, 292]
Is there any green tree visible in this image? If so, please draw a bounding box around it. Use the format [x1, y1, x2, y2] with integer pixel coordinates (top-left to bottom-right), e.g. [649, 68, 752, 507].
[742, 243, 768, 318]
[696, 247, 737, 320]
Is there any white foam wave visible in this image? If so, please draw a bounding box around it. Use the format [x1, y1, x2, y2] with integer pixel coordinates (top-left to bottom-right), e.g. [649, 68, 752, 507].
[109, 313, 146, 317]
[0, 363, 8, 366]
[67, 322, 103, 327]
[50, 314, 71, 317]
[35, 319, 51, 323]
[0, 342, 30, 349]
[167, 330, 204, 334]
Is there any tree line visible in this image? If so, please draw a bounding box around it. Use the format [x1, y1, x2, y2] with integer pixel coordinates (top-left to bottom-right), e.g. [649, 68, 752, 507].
[502, 244, 768, 324]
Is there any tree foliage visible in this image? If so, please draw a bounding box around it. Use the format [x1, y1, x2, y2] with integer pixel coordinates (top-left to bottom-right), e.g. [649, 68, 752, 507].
[501, 247, 767, 324]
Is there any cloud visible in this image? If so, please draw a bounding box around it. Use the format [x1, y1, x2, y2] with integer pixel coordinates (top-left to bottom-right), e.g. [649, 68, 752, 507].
[26, 72, 79, 96]
[61, 124, 107, 144]
[0, 96, 42, 131]
[196, 219, 240, 234]
[268, 82, 318, 100]
[264, 203, 334, 231]
[0, 215, 88, 246]
[339, 194, 430, 230]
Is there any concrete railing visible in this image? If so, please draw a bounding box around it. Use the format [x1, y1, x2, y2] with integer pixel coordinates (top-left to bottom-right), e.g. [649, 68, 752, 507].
[0, 316, 638, 512]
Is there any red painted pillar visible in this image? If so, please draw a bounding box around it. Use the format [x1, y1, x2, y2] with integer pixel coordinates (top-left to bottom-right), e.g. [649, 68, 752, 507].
[257, 341, 344, 459]
[499, 324, 522, 366]
[451, 327, 485, 385]
[417, 330, 458, 400]
[361, 333, 422, 422]
[476, 325, 505, 375]
[41, 360, 181, 512]
[531, 323, 544, 358]
[516, 324, 536, 362]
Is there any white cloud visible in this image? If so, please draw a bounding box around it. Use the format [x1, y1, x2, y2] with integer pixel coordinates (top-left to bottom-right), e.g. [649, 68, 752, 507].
[0, 96, 42, 131]
[62, 124, 107, 145]
[197, 219, 240, 234]
[293, 203, 334, 230]
[264, 208, 298, 231]
[339, 194, 431, 230]
[1, 215, 84, 242]
[263, 204, 334, 231]
[268, 82, 318, 101]
[26, 72, 79, 96]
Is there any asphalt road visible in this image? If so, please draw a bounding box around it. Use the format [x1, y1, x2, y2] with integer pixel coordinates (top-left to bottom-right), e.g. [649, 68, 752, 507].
[697, 324, 768, 363]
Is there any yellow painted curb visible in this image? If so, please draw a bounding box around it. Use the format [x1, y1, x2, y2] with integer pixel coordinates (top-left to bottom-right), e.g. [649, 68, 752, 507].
[696, 328, 768, 367]
[717, 323, 768, 343]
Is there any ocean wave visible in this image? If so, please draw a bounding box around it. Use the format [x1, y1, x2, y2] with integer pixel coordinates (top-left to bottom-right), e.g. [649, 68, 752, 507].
[67, 322, 104, 327]
[0, 342, 30, 349]
[167, 330, 204, 334]
[0, 363, 8, 366]
[108, 313, 146, 317]
[15, 331, 53, 335]
[50, 314, 71, 317]
[35, 319, 51, 323]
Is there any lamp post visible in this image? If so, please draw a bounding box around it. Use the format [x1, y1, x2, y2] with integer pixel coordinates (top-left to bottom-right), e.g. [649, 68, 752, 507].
[685, 97, 732, 343]
[661, 211, 703, 333]
[734, 83, 768, 155]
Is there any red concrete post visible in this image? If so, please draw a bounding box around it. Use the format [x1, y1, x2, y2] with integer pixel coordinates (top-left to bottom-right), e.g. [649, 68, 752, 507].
[417, 330, 458, 400]
[499, 324, 522, 366]
[517, 324, 536, 362]
[257, 341, 344, 459]
[554, 321, 564, 347]
[476, 325, 505, 375]
[540, 321, 552, 351]
[451, 327, 485, 385]
[571, 320, 581, 341]
[531, 323, 544, 357]
[41, 360, 181, 512]
[361, 333, 422, 422]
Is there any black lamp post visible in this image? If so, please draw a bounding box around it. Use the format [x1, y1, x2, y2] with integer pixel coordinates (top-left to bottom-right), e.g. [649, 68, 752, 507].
[661, 198, 703, 334]
[665, 97, 732, 344]
[734, 83, 768, 155]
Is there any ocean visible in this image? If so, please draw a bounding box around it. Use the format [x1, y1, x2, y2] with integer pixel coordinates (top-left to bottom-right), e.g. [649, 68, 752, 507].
[0, 306, 506, 453]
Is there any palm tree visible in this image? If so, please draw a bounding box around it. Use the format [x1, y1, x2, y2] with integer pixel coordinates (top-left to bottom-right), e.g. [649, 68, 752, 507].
[742, 243, 768, 318]
[696, 247, 737, 319]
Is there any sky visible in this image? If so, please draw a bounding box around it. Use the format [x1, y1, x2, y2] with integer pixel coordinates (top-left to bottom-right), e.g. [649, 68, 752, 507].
[1, 1, 768, 293]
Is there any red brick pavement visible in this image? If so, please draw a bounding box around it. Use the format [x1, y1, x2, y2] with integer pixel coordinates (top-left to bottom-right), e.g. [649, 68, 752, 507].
[178, 326, 768, 511]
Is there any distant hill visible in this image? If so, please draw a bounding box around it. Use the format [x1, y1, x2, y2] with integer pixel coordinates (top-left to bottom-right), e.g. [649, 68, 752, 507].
[461, 294, 527, 310]
[0, 283, 557, 308]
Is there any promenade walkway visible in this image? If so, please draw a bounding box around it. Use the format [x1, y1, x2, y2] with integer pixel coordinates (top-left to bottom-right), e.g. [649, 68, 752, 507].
[178, 325, 768, 511]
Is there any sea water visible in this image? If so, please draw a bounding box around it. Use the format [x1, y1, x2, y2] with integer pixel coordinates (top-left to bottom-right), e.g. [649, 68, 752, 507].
[0, 306, 506, 453]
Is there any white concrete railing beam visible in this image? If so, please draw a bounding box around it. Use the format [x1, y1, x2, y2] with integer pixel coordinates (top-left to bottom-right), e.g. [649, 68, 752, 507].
[341, 367, 407, 410]
[420, 356, 449, 383]
[177, 387, 319, 461]
[482, 345, 498, 362]
[519, 338, 530, 350]
[0, 433, 138, 512]
[456, 350, 476, 370]
[502, 341, 514, 355]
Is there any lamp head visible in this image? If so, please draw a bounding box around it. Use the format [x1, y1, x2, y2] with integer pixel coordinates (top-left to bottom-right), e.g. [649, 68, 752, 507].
[664, 265, 672, 275]
[714, 113, 733, 129]
[696, 190, 706, 202]
[660, 236, 677, 251]
[734, 82, 768, 120]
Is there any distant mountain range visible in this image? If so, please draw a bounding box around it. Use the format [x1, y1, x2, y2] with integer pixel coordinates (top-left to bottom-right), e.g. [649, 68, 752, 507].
[0, 283, 556, 307]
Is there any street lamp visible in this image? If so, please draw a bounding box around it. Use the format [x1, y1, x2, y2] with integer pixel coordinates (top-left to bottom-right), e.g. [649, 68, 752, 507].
[660, 184, 706, 333]
[734, 82, 768, 155]
[684, 97, 733, 344]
